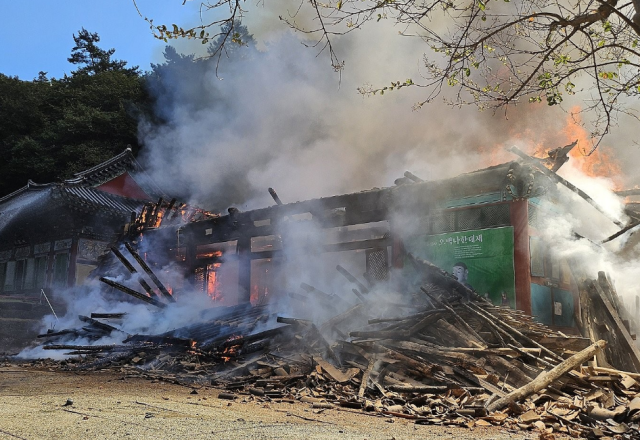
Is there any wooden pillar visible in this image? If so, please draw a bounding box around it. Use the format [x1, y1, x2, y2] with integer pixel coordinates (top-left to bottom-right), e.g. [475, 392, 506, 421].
[391, 234, 405, 270]
[510, 200, 532, 315]
[237, 236, 252, 304]
[45, 241, 55, 288]
[67, 236, 78, 288]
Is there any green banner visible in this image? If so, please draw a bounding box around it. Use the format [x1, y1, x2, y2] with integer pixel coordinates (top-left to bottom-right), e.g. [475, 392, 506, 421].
[406, 227, 516, 307]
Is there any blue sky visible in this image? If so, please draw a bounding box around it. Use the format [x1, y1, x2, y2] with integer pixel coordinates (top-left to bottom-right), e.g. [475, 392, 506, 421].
[0, 1, 204, 79]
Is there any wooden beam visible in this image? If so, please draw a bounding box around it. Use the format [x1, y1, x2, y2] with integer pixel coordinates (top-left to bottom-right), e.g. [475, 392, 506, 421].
[590, 279, 640, 372]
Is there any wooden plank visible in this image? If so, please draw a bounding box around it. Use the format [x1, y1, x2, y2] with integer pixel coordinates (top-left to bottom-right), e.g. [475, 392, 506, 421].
[538, 336, 592, 352]
[590, 280, 640, 372]
[313, 357, 359, 383]
[359, 357, 376, 398]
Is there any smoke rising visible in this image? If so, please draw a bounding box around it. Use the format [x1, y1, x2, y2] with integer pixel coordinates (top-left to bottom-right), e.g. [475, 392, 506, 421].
[139, 16, 637, 212]
[18, 11, 640, 358]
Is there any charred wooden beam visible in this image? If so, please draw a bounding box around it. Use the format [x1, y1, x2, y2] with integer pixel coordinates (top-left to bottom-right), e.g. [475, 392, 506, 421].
[601, 221, 640, 244]
[467, 302, 563, 362]
[320, 303, 367, 335]
[166, 202, 186, 222]
[287, 291, 310, 302]
[336, 265, 370, 294]
[616, 188, 640, 197]
[589, 277, 640, 372]
[99, 277, 166, 309]
[110, 247, 160, 299]
[367, 309, 445, 325]
[123, 334, 194, 347]
[164, 198, 177, 223]
[43, 344, 119, 351]
[37, 329, 80, 339]
[299, 283, 347, 308]
[124, 242, 175, 303]
[90, 313, 127, 319]
[542, 140, 578, 172]
[78, 315, 122, 334]
[268, 188, 283, 205]
[407, 253, 479, 301]
[217, 326, 291, 350]
[349, 330, 410, 339]
[276, 317, 312, 326]
[351, 288, 366, 303]
[403, 171, 423, 183]
[420, 287, 486, 346]
[508, 145, 625, 227]
[147, 197, 163, 227]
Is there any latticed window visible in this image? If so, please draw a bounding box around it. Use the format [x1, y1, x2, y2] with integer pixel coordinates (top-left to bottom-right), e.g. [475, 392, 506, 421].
[0, 262, 5, 292]
[22, 258, 36, 290]
[528, 203, 542, 229]
[53, 253, 69, 287]
[366, 248, 389, 282]
[430, 203, 510, 234]
[34, 256, 48, 288]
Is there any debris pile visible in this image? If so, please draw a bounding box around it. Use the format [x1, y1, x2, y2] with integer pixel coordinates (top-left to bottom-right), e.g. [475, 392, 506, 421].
[33, 254, 640, 439]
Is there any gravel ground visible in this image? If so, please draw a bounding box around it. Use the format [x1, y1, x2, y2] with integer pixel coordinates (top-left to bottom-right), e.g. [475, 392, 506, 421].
[0, 363, 565, 440]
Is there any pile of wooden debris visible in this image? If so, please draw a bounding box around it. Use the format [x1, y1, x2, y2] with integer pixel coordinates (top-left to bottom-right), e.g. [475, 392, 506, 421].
[35, 255, 640, 439]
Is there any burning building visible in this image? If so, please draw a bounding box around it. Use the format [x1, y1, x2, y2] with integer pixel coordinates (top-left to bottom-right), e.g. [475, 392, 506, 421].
[129, 144, 635, 333]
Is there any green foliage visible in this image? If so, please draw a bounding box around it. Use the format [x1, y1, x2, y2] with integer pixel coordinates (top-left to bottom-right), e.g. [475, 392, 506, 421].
[68, 28, 139, 76]
[0, 30, 150, 196]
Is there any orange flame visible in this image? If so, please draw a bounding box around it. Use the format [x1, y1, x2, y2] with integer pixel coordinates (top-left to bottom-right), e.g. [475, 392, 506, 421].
[220, 335, 242, 362]
[562, 106, 622, 188]
[206, 262, 223, 301]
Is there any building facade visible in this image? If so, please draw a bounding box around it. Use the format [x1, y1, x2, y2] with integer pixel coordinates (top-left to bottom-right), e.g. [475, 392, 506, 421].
[0, 149, 159, 298]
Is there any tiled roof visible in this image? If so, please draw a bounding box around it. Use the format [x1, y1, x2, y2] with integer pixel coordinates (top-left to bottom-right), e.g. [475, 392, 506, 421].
[63, 148, 166, 199]
[64, 148, 138, 187]
[0, 149, 168, 215]
[56, 186, 145, 217]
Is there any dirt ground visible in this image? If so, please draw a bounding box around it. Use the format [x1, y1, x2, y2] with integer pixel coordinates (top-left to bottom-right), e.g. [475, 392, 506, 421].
[0, 362, 565, 440]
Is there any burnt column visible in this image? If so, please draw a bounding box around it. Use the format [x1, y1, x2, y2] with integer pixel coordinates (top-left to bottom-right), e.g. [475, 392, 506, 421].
[237, 235, 252, 304]
[510, 199, 532, 315]
[67, 236, 78, 288]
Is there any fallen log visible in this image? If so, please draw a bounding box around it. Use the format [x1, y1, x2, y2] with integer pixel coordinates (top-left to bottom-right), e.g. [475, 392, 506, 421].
[486, 340, 606, 412]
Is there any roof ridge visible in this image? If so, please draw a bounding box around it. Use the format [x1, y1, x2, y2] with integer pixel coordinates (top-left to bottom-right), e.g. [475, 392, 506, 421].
[0, 180, 55, 204]
[67, 147, 136, 182]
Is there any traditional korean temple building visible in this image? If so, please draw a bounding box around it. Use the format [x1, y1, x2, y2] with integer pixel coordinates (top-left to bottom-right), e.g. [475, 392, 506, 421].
[0, 148, 161, 298]
[137, 150, 625, 333]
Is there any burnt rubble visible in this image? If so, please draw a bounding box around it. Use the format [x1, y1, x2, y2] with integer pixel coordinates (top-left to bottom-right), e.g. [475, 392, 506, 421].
[33, 253, 640, 439]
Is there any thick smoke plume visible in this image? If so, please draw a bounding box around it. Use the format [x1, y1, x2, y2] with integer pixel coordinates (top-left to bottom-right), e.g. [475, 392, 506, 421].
[138, 17, 639, 212]
[18, 14, 640, 358]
